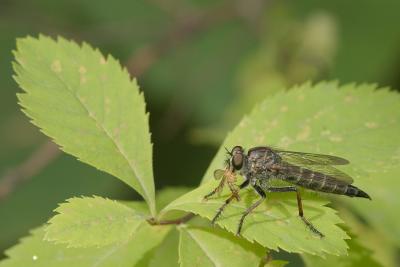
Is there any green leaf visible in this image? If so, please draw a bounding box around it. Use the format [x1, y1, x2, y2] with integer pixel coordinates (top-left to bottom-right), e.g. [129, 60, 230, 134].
[302, 236, 383, 267]
[147, 228, 180, 267]
[265, 260, 289, 267]
[189, 81, 400, 251]
[13, 35, 156, 215]
[118, 200, 151, 217]
[165, 83, 400, 255]
[165, 180, 348, 255]
[156, 187, 194, 211]
[178, 225, 265, 267]
[119, 187, 195, 222]
[156, 187, 194, 221]
[336, 208, 397, 267]
[204, 81, 400, 247]
[0, 224, 171, 267]
[44, 196, 144, 248]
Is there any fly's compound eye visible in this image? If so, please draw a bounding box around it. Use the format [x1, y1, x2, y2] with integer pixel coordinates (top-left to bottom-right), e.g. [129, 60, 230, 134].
[232, 153, 243, 170]
[230, 146, 244, 170]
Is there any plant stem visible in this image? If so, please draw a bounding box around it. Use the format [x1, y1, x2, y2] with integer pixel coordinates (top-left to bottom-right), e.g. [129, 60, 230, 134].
[147, 213, 195, 225]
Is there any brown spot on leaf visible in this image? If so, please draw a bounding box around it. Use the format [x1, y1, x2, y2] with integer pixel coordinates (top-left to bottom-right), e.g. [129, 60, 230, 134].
[79, 66, 87, 74]
[51, 60, 62, 73]
[344, 95, 354, 103]
[80, 76, 87, 85]
[365, 121, 378, 129]
[329, 135, 343, 142]
[296, 125, 311, 141]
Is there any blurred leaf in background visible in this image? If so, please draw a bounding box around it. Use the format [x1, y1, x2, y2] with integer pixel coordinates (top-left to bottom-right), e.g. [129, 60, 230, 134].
[190, 6, 339, 144]
[303, 235, 382, 267]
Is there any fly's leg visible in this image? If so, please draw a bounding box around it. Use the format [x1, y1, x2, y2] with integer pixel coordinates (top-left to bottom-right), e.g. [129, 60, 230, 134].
[211, 179, 249, 225]
[203, 177, 226, 201]
[211, 193, 236, 225]
[268, 186, 324, 238]
[227, 181, 241, 201]
[236, 184, 266, 236]
[296, 190, 324, 238]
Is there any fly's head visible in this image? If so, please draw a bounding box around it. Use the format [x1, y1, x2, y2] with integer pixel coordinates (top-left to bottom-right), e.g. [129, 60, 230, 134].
[229, 145, 245, 171]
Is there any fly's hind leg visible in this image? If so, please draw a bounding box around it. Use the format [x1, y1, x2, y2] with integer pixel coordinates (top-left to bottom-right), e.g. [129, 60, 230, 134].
[211, 179, 249, 225]
[296, 189, 324, 238]
[268, 186, 324, 238]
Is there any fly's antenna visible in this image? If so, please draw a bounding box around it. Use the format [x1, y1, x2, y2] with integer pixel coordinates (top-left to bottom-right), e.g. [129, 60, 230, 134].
[224, 147, 232, 156]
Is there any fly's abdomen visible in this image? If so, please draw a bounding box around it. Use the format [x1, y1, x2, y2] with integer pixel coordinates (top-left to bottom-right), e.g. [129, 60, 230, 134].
[283, 166, 370, 199]
[343, 185, 371, 199]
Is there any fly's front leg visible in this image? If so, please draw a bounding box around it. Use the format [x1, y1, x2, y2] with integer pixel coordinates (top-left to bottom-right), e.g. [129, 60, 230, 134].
[203, 176, 226, 201]
[211, 179, 249, 225]
[226, 170, 243, 201]
[227, 181, 241, 201]
[236, 184, 266, 236]
[268, 186, 324, 238]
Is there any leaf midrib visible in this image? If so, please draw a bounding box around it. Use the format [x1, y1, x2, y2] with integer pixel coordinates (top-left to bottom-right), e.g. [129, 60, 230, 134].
[185, 229, 222, 267]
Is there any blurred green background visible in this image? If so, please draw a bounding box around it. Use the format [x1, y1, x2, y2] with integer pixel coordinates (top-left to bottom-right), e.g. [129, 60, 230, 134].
[1, 0, 400, 264]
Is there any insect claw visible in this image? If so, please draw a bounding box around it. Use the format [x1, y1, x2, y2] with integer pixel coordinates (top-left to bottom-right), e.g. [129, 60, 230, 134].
[313, 227, 324, 238]
[312, 229, 324, 238]
[235, 226, 244, 237]
[211, 213, 220, 226]
[203, 193, 212, 201]
[236, 222, 243, 236]
[233, 193, 240, 201]
[300, 216, 324, 238]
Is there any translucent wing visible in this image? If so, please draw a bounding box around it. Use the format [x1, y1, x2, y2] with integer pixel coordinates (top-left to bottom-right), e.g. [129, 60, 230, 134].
[274, 149, 350, 165]
[213, 169, 226, 180]
[275, 161, 354, 184]
[270, 148, 353, 184]
[302, 165, 353, 184]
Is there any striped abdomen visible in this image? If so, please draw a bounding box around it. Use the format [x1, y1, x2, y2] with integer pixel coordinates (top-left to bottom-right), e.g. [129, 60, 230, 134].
[281, 165, 370, 199]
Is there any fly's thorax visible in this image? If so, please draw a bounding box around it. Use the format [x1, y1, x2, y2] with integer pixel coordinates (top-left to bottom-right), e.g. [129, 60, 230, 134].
[248, 147, 281, 164]
[247, 147, 281, 176]
[229, 146, 282, 181]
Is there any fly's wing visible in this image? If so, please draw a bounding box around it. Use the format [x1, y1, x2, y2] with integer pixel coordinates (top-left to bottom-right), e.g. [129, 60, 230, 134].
[275, 162, 354, 184]
[304, 165, 353, 184]
[273, 149, 353, 184]
[213, 169, 226, 180]
[274, 149, 349, 165]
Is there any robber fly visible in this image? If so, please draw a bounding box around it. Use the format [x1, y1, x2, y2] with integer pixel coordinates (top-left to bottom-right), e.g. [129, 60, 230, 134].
[204, 146, 370, 237]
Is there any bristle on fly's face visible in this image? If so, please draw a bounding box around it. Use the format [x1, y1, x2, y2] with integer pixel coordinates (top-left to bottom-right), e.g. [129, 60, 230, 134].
[224, 147, 232, 156]
[224, 157, 230, 167]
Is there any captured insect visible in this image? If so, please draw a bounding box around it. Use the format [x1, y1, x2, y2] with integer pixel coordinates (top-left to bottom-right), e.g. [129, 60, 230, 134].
[204, 146, 371, 237]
